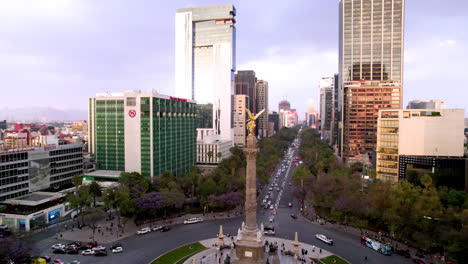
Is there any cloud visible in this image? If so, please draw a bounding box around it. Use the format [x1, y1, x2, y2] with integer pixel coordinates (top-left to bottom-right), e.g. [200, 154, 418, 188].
[239, 46, 338, 117]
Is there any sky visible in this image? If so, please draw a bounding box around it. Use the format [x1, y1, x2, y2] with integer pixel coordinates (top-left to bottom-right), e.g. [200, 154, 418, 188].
[0, 0, 467, 120]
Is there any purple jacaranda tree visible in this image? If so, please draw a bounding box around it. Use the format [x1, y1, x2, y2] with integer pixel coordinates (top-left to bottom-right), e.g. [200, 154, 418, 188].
[0, 236, 39, 264]
[136, 192, 165, 222]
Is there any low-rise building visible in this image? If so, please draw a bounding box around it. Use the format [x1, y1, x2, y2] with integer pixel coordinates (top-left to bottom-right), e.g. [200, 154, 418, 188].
[376, 109, 466, 190]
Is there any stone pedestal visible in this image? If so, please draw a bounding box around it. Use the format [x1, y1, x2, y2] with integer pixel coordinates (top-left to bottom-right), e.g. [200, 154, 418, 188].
[234, 134, 265, 264]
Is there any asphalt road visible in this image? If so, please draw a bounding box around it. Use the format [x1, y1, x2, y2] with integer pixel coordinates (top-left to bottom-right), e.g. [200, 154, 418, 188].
[35, 136, 414, 264]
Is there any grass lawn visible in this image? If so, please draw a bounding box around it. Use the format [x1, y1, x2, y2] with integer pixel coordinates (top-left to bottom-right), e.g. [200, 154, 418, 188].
[318, 255, 350, 264]
[151, 242, 207, 264]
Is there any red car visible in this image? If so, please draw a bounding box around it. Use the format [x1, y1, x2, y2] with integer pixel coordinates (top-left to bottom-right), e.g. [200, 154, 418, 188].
[412, 258, 426, 264]
[53, 259, 65, 264]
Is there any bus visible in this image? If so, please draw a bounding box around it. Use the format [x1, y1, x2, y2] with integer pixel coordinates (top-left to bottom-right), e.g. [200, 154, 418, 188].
[360, 236, 392, 256]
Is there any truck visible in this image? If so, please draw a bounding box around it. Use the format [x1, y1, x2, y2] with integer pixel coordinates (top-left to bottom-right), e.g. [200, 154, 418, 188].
[360, 236, 392, 256]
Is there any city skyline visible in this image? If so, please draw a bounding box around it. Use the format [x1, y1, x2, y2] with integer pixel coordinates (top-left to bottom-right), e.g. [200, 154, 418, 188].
[0, 0, 467, 120]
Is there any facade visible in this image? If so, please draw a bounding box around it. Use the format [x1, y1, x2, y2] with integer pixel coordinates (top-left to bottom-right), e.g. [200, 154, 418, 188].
[72, 121, 88, 132]
[339, 0, 405, 163]
[235, 70, 257, 114]
[376, 109, 465, 183]
[319, 77, 334, 140]
[278, 100, 291, 111]
[331, 74, 342, 154]
[0, 143, 83, 202]
[88, 91, 196, 178]
[268, 112, 279, 134]
[256, 80, 269, 137]
[175, 5, 236, 157]
[407, 100, 446, 110]
[233, 94, 249, 147]
[280, 110, 298, 128]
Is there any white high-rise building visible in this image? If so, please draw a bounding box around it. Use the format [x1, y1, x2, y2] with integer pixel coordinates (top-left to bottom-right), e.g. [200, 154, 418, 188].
[175, 5, 236, 164]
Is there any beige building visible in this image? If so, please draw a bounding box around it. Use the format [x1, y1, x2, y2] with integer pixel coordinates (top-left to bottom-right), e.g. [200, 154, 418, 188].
[376, 109, 465, 182]
[233, 94, 249, 147]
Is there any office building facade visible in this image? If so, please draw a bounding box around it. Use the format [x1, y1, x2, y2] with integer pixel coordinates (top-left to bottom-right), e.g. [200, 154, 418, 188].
[256, 80, 269, 137]
[233, 94, 249, 147]
[235, 70, 257, 114]
[0, 143, 83, 202]
[319, 77, 334, 140]
[376, 109, 464, 183]
[175, 5, 236, 160]
[339, 0, 405, 163]
[88, 91, 196, 178]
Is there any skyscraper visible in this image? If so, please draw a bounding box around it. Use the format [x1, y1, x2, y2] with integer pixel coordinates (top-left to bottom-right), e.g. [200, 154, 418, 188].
[278, 100, 291, 111]
[256, 80, 269, 137]
[235, 70, 257, 114]
[319, 77, 334, 141]
[233, 94, 249, 146]
[88, 91, 196, 178]
[175, 5, 236, 163]
[339, 0, 405, 164]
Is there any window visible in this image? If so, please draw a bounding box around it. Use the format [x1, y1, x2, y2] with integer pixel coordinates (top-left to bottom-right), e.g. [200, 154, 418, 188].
[127, 97, 136, 106]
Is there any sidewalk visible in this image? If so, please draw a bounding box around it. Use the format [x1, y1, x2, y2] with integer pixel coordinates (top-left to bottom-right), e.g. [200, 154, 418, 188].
[59, 208, 243, 244]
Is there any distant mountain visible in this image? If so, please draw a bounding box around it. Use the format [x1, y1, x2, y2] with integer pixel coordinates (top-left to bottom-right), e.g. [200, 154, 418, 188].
[0, 107, 87, 122]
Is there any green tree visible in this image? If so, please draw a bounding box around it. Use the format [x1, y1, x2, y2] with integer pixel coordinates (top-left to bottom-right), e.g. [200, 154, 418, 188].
[67, 185, 92, 226]
[84, 207, 106, 240]
[89, 180, 102, 207]
[72, 175, 82, 187]
[420, 173, 433, 194]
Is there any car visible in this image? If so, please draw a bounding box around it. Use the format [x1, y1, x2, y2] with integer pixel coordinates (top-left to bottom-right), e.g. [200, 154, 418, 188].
[92, 246, 106, 251]
[269, 205, 274, 209]
[269, 217, 274, 223]
[51, 244, 65, 250]
[267, 200, 272, 205]
[88, 241, 98, 247]
[262, 199, 267, 204]
[52, 259, 65, 264]
[112, 247, 123, 253]
[412, 259, 426, 264]
[264, 204, 269, 209]
[70, 261, 80, 264]
[316, 234, 333, 245]
[395, 249, 411, 258]
[94, 250, 107, 256]
[110, 243, 123, 250]
[289, 183, 292, 186]
[415, 251, 425, 258]
[53, 248, 66, 254]
[161, 226, 171, 232]
[290, 214, 297, 219]
[81, 249, 95, 255]
[265, 195, 270, 199]
[184, 217, 203, 224]
[276, 187, 280, 191]
[264, 226, 275, 235]
[268, 187, 273, 191]
[136, 227, 151, 234]
[66, 248, 79, 255]
[288, 202, 293, 207]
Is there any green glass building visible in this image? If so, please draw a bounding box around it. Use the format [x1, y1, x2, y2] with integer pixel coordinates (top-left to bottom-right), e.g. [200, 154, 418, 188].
[88, 91, 196, 178]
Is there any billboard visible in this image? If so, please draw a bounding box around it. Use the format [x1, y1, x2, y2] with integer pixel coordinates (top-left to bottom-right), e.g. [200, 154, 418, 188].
[29, 151, 51, 192]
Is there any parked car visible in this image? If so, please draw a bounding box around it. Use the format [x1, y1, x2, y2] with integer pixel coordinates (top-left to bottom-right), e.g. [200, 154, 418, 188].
[412, 259, 426, 264]
[69, 261, 80, 264]
[51, 244, 65, 250]
[316, 234, 333, 245]
[110, 243, 122, 250]
[395, 249, 411, 258]
[269, 217, 274, 223]
[269, 205, 274, 210]
[41, 256, 51, 262]
[112, 247, 123, 253]
[161, 226, 171, 232]
[53, 248, 66, 254]
[264, 226, 275, 235]
[152, 225, 163, 231]
[81, 249, 95, 255]
[92, 246, 106, 251]
[136, 227, 151, 235]
[88, 241, 98, 247]
[66, 248, 79, 255]
[94, 250, 107, 256]
[290, 214, 297, 219]
[288, 202, 293, 207]
[52, 259, 64, 264]
[184, 217, 203, 224]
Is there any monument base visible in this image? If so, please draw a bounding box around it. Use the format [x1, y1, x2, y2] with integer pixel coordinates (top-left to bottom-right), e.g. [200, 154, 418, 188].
[234, 240, 265, 264]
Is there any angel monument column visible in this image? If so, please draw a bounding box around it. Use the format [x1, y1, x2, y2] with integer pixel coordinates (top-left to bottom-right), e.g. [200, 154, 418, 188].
[234, 108, 266, 264]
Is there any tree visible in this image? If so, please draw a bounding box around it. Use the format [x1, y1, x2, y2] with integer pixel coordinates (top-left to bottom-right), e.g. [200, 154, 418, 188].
[84, 207, 106, 240]
[420, 173, 433, 194]
[72, 175, 82, 187]
[0, 235, 38, 264]
[136, 192, 164, 223]
[89, 180, 102, 207]
[67, 185, 92, 226]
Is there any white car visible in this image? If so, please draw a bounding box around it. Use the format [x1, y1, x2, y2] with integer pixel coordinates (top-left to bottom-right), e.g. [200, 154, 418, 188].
[267, 200, 271, 205]
[81, 249, 95, 255]
[152, 225, 163, 231]
[136, 227, 151, 235]
[316, 234, 333, 245]
[269, 205, 274, 210]
[184, 217, 203, 224]
[269, 217, 274, 223]
[92, 246, 106, 251]
[112, 247, 123, 253]
[262, 199, 267, 204]
[51, 244, 65, 250]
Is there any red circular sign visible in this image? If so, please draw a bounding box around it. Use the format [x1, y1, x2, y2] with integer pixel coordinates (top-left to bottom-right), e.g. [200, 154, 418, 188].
[128, 110, 137, 118]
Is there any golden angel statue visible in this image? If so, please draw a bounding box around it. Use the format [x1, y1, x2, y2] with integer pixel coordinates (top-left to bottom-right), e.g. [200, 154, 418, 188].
[245, 108, 265, 136]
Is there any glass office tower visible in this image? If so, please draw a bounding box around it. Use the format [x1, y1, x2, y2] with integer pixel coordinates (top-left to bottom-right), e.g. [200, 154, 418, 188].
[339, 0, 405, 164]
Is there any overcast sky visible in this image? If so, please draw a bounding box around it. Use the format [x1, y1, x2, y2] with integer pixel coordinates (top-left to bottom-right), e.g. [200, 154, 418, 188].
[0, 0, 467, 119]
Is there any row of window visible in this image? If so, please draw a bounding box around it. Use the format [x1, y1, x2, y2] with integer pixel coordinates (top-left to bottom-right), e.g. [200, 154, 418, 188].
[0, 153, 28, 163]
[51, 171, 82, 183]
[0, 190, 28, 202]
[0, 169, 28, 179]
[50, 153, 83, 162]
[50, 147, 82, 156]
[0, 162, 28, 171]
[0, 183, 28, 195]
[50, 159, 83, 169]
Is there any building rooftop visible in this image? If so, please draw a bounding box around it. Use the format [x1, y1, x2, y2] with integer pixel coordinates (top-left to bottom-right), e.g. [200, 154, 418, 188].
[84, 170, 122, 179]
[1, 192, 64, 206]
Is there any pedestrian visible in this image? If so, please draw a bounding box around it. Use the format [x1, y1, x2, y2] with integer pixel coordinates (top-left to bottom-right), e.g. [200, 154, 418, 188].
[319, 248, 322, 253]
[364, 256, 367, 261]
